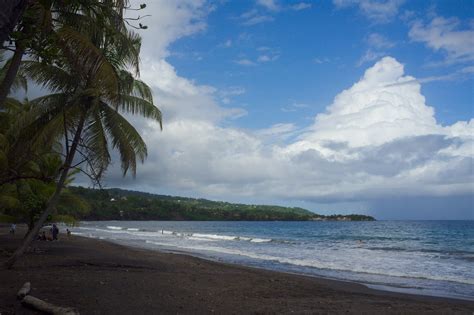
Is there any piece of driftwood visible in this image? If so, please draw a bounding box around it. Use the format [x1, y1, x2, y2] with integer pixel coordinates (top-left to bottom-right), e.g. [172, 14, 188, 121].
[21, 295, 79, 315]
[17, 282, 31, 299]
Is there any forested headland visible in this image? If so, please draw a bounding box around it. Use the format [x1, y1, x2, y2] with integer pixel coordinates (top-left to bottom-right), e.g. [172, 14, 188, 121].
[71, 186, 376, 221]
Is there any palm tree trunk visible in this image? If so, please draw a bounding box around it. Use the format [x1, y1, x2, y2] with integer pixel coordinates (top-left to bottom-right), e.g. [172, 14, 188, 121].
[4, 112, 87, 269]
[0, 42, 24, 107]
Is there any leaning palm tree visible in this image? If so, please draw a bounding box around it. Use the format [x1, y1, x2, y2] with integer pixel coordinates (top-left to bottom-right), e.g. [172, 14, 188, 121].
[4, 16, 161, 268]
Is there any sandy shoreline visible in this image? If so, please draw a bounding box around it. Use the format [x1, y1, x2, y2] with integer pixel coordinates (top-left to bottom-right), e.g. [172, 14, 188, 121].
[1, 227, 473, 314]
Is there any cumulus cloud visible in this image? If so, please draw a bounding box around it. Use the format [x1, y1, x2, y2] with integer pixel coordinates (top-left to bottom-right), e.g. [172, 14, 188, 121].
[409, 16, 474, 64]
[130, 0, 210, 59]
[102, 54, 473, 211]
[140, 59, 246, 122]
[91, 1, 472, 218]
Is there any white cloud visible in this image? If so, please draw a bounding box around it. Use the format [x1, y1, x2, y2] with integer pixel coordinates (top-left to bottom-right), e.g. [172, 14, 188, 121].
[290, 3, 312, 11]
[257, 123, 297, 137]
[367, 33, 394, 49]
[140, 59, 247, 123]
[409, 16, 474, 63]
[219, 86, 246, 104]
[294, 57, 441, 149]
[240, 9, 275, 26]
[313, 57, 330, 64]
[221, 39, 232, 48]
[357, 49, 385, 66]
[243, 15, 274, 26]
[257, 54, 279, 62]
[358, 33, 395, 66]
[281, 102, 310, 112]
[333, 0, 405, 23]
[257, 0, 280, 11]
[106, 53, 473, 206]
[130, 0, 210, 59]
[98, 2, 472, 214]
[235, 59, 257, 66]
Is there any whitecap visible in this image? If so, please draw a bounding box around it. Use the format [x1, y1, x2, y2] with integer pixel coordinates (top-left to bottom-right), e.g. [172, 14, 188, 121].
[250, 238, 272, 243]
[106, 226, 123, 230]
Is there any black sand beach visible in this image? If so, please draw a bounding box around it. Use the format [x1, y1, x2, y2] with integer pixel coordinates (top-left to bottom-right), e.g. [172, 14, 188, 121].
[1, 227, 473, 314]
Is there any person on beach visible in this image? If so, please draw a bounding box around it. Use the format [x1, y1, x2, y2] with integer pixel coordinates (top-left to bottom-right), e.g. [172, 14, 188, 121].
[9, 223, 16, 235]
[66, 228, 71, 237]
[51, 224, 59, 240]
[37, 231, 47, 241]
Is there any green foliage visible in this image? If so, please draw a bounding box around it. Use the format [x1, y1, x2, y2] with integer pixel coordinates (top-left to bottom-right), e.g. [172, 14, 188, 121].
[70, 187, 376, 222]
[0, 213, 16, 223]
[51, 214, 79, 226]
[0, 101, 90, 226]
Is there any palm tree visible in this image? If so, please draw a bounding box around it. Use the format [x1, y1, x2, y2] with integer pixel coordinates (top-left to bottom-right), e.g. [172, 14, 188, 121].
[4, 11, 161, 269]
[0, 0, 134, 106]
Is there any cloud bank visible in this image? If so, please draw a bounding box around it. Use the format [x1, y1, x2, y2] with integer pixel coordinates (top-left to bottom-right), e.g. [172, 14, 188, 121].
[107, 57, 473, 210]
[92, 1, 473, 219]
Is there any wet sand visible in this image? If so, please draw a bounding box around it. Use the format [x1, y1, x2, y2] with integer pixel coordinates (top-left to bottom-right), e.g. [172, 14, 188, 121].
[1, 227, 473, 314]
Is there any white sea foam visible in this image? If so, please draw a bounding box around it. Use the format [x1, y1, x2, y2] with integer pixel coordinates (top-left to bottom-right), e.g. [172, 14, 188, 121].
[127, 228, 139, 231]
[250, 238, 272, 243]
[188, 236, 219, 242]
[106, 226, 123, 230]
[192, 233, 237, 241]
[237, 237, 252, 241]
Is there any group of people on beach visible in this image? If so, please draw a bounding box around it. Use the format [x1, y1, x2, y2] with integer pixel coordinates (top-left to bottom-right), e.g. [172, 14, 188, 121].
[9, 223, 73, 240]
[37, 224, 59, 241]
[36, 224, 71, 241]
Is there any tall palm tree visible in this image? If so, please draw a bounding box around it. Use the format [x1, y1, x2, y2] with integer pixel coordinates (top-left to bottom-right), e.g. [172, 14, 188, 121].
[4, 11, 161, 269]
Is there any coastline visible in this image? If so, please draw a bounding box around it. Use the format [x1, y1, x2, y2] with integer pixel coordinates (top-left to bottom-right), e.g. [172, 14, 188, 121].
[1, 227, 473, 314]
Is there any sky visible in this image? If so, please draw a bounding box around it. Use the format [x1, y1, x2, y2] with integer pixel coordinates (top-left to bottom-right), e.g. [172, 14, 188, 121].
[82, 0, 473, 219]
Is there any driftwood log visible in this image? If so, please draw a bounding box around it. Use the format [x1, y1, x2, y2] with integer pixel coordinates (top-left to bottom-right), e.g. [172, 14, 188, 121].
[21, 295, 79, 315]
[17, 282, 30, 299]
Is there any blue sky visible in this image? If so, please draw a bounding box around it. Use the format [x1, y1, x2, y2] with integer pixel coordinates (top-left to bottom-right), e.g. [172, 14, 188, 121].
[90, 0, 474, 219]
[166, 0, 473, 128]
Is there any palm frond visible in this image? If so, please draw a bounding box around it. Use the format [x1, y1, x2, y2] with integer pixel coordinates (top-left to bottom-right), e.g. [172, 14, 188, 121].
[100, 102, 147, 176]
[56, 25, 120, 101]
[115, 95, 162, 129]
[21, 61, 75, 93]
[81, 106, 111, 180]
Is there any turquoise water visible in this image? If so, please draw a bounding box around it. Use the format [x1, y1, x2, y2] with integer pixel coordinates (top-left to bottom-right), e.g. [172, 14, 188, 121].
[72, 220, 474, 300]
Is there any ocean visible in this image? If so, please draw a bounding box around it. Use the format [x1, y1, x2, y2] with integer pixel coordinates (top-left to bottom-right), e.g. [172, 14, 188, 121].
[71, 220, 474, 301]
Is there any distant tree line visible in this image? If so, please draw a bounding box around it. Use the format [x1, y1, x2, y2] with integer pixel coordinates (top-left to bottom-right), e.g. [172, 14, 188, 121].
[70, 187, 376, 221]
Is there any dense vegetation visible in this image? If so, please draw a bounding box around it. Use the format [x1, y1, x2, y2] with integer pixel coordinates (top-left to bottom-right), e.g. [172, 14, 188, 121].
[71, 186, 376, 221]
[0, 1, 161, 268]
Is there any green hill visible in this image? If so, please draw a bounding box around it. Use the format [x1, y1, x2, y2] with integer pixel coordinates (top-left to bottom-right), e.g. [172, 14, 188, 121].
[70, 186, 375, 221]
